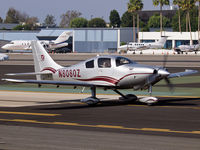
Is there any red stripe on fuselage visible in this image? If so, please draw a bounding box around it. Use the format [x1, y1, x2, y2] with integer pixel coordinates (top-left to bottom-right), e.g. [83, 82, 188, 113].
[76, 73, 152, 85]
[77, 76, 118, 85]
[41, 67, 57, 73]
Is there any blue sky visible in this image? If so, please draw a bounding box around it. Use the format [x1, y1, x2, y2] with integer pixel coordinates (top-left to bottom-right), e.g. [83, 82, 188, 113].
[0, 0, 173, 24]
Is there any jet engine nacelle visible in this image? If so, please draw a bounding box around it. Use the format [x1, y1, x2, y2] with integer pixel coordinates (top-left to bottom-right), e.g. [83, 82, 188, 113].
[138, 97, 158, 105]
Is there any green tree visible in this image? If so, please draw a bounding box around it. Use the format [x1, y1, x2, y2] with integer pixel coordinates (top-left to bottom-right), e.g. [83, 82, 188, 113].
[173, 0, 182, 33]
[70, 17, 88, 28]
[172, 6, 198, 32]
[4, 7, 30, 24]
[4, 7, 19, 23]
[180, 0, 195, 44]
[60, 10, 82, 28]
[195, 0, 200, 42]
[152, 0, 170, 36]
[109, 9, 121, 27]
[121, 11, 133, 27]
[148, 13, 171, 28]
[44, 14, 56, 27]
[128, 0, 143, 42]
[0, 17, 3, 23]
[13, 24, 32, 30]
[138, 20, 149, 31]
[88, 18, 106, 27]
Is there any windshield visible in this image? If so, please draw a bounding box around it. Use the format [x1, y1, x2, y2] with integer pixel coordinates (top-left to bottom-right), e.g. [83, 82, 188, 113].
[116, 57, 135, 67]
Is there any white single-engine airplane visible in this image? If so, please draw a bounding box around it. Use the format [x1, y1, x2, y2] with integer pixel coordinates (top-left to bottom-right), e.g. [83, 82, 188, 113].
[2, 41, 198, 105]
[1, 31, 72, 51]
[118, 36, 168, 54]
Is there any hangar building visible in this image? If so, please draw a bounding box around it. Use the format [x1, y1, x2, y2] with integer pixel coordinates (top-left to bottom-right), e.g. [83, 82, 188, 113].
[0, 28, 134, 53]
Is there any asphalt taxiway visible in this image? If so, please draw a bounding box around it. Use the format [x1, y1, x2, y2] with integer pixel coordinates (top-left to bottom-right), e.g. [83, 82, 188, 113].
[1, 53, 200, 67]
[0, 91, 200, 150]
[0, 54, 200, 149]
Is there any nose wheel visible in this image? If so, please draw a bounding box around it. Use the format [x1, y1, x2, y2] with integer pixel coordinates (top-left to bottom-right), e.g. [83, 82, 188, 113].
[113, 89, 158, 105]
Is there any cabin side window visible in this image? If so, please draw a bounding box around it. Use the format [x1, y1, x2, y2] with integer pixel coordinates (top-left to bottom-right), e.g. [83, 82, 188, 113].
[85, 60, 94, 68]
[98, 58, 111, 68]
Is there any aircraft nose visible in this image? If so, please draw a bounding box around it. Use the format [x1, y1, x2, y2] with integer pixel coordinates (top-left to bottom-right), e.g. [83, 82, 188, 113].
[1, 45, 8, 50]
[158, 69, 170, 77]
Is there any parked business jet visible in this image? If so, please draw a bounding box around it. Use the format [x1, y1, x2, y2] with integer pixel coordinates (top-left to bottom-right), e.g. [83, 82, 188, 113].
[118, 36, 168, 54]
[2, 41, 197, 105]
[174, 44, 200, 54]
[1, 31, 72, 51]
[0, 53, 9, 61]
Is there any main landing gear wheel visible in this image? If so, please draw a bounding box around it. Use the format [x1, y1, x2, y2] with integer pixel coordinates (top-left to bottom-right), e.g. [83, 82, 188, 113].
[81, 86, 100, 106]
[81, 97, 100, 106]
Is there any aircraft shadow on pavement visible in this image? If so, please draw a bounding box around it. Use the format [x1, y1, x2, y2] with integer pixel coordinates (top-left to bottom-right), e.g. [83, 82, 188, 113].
[36, 97, 200, 110]
[156, 97, 200, 106]
[37, 99, 82, 104]
[36, 99, 137, 110]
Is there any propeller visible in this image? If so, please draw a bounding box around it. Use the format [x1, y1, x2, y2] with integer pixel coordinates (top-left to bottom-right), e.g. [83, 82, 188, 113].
[163, 54, 168, 69]
[162, 55, 174, 92]
[164, 77, 174, 92]
[145, 54, 174, 94]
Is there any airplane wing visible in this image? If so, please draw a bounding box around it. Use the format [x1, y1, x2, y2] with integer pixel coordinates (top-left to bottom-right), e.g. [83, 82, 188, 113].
[2, 78, 114, 88]
[168, 70, 198, 78]
[5, 72, 52, 76]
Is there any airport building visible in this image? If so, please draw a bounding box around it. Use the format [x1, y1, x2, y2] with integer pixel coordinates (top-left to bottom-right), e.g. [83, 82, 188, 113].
[0, 28, 133, 53]
[37, 28, 134, 53]
[0, 28, 199, 52]
[139, 32, 200, 49]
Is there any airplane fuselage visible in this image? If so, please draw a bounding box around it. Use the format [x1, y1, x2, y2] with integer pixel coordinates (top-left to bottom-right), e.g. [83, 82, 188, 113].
[118, 42, 164, 51]
[176, 44, 200, 52]
[42, 56, 166, 90]
[2, 40, 68, 50]
[118, 37, 167, 52]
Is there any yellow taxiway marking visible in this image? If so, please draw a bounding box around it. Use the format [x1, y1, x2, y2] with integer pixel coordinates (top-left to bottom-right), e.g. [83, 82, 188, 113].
[0, 118, 199, 135]
[0, 111, 60, 116]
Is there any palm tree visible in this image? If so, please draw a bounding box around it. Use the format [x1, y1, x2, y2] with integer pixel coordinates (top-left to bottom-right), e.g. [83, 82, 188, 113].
[195, 0, 200, 43]
[181, 0, 195, 45]
[173, 0, 182, 33]
[152, 0, 170, 36]
[128, 0, 143, 42]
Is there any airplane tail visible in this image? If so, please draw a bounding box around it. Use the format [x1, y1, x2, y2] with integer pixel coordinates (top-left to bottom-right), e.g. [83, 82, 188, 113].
[54, 31, 72, 44]
[31, 41, 62, 80]
[156, 36, 168, 47]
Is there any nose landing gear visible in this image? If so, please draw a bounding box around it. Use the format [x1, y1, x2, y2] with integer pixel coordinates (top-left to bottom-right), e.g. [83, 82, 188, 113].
[113, 89, 158, 106]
